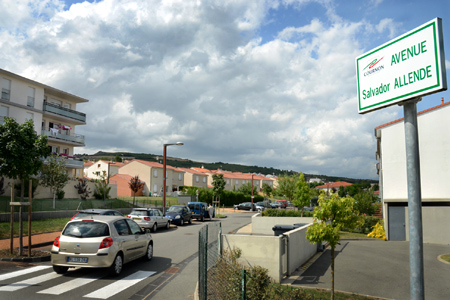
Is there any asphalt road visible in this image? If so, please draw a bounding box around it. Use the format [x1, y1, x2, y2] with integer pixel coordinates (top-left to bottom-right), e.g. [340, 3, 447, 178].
[0, 212, 253, 300]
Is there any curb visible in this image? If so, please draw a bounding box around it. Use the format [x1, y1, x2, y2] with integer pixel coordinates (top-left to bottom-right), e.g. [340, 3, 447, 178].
[0, 241, 53, 262]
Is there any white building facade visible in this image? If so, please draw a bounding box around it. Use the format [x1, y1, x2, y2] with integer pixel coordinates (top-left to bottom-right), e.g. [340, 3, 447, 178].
[375, 98, 450, 244]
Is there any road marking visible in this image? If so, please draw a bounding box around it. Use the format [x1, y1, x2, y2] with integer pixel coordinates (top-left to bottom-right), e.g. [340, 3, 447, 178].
[0, 266, 51, 282]
[0, 272, 60, 291]
[37, 273, 104, 295]
[84, 271, 156, 299]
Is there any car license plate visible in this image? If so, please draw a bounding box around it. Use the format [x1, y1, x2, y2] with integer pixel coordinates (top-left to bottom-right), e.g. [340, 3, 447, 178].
[67, 257, 88, 263]
[133, 218, 141, 221]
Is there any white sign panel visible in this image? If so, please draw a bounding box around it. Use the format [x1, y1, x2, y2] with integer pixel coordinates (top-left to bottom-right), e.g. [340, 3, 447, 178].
[356, 18, 447, 114]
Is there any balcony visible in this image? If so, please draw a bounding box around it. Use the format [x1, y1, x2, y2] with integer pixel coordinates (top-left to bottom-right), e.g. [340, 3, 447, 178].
[42, 129, 85, 146]
[42, 155, 84, 169]
[43, 101, 86, 123]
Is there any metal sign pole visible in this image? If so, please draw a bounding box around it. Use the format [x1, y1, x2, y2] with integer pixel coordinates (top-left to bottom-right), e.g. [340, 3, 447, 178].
[402, 98, 425, 300]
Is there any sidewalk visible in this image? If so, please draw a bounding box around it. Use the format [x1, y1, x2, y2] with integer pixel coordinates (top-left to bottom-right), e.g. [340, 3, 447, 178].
[0, 231, 60, 250]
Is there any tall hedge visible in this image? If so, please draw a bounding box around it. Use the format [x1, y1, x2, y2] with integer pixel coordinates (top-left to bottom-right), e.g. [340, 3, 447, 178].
[181, 187, 263, 206]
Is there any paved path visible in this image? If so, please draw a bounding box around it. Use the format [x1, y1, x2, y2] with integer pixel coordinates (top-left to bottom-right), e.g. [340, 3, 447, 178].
[285, 239, 450, 300]
[0, 231, 60, 250]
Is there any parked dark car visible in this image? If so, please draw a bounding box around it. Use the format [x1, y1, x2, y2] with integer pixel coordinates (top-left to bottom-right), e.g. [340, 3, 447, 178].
[234, 202, 256, 211]
[270, 202, 282, 209]
[71, 209, 123, 220]
[256, 201, 271, 209]
[165, 205, 192, 226]
[187, 202, 214, 221]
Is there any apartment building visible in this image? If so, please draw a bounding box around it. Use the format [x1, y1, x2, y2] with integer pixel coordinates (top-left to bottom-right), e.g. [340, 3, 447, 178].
[1, 68, 88, 178]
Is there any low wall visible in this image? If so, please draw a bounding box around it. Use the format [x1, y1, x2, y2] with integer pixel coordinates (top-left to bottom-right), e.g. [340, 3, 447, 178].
[223, 219, 317, 283]
[223, 234, 284, 282]
[251, 213, 314, 235]
[283, 224, 317, 275]
[1, 179, 117, 200]
[0, 208, 134, 222]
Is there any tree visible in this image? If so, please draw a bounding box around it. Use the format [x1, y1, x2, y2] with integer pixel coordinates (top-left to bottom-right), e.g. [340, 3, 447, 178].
[353, 187, 379, 216]
[40, 154, 70, 209]
[275, 174, 296, 201]
[292, 173, 311, 216]
[114, 154, 123, 162]
[237, 182, 256, 195]
[306, 192, 364, 300]
[0, 118, 48, 200]
[261, 183, 272, 198]
[212, 174, 226, 206]
[74, 178, 91, 200]
[0, 117, 48, 255]
[94, 176, 112, 201]
[129, 175, 144, 206]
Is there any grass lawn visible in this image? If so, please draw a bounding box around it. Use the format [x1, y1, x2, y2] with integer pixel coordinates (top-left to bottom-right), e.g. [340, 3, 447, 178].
[440, 254, 450, 263]
[340, 231, 375, 239]
[0, 218, 69, 240]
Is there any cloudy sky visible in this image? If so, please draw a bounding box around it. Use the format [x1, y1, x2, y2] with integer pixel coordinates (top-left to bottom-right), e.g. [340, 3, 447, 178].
[1, 0, 449, 180]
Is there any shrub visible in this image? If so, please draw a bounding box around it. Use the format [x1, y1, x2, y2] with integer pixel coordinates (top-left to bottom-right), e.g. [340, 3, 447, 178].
[368, 220, 386, 240]
[262, 209, 313, 217]
[56, 190, 65, 200]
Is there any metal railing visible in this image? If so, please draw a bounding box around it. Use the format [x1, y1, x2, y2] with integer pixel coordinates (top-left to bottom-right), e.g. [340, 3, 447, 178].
[43, 101, 86, 123]
[42, 129, 85, 145]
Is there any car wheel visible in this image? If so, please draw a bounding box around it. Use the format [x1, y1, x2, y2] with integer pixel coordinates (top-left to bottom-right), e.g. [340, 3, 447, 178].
[53, 265, 68, 274]
[108, 254, 123, 276]
[152, 223, 157, 232]
[188, 217, 192, 224]
[166, 221, 170, 229]
[180, 218, 184, 226]
[143, 243, 153, 261]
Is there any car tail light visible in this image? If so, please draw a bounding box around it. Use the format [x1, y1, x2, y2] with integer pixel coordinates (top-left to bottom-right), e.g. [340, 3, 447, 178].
[144, 217, 150, 221]
[127, 215, 130, 218]
[53, 236, 60, 248]
[99, 237, 113, 249]
[70, 212, 79, 221]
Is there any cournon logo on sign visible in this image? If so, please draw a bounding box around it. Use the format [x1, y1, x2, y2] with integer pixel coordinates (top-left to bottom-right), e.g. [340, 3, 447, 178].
[356, 18, 447, 114]
[363, 57, 384, 77]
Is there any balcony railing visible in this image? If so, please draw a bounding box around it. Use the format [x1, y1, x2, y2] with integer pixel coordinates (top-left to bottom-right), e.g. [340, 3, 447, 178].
[43, 101, 86, 123]
[42, 155, 84, 169]
[42, 129, 85, 145]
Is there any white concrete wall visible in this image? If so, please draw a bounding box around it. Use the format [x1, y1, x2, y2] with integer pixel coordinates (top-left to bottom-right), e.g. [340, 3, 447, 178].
[380, 104, 450, 202]
[223, 234, 284, 282]
[251, 213, 314, 235]
[283, 224, 317, 275]
[405, 206, 450, 245]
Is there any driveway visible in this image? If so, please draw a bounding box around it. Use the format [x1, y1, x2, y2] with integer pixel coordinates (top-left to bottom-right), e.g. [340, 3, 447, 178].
[288, 239, 450, 300]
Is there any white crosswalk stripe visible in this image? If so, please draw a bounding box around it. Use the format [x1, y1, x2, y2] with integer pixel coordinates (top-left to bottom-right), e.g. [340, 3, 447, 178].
[0, 271, 60, 291]
[37, 273, 104, 295]
[0, 265, 51, 281]
[84, 271, 156, 299]
[0, 267, 157, 299]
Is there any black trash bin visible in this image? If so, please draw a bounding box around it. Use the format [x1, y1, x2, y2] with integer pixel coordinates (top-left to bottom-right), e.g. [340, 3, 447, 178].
[293, 223, 307, 229]
[272, 225, 295, 236]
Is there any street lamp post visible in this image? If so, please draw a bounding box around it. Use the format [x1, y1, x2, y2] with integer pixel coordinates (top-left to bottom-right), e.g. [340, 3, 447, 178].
[251, 174, 254, 211]
[163, 142, 183, 214]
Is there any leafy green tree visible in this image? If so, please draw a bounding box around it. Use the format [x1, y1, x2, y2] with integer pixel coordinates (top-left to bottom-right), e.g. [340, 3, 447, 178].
[40, 154, 70, 209]
[261, 183, 272, 198]
[306, 192, 364, 300]
[0, 118, 48, 200]
[114, 154, 123, 162]
[74, 178, 91, 200]
[237, 182, 257, 195]
[293, 173, 311, 216]
[212, 174, 226, 205]
[345, 184, 359, 197]
[337, 185, 346, 197]
[129, 175, 144, 206]
[275, 174, 296, 201]
[0, 117, 48, 255]
[353, 187, 379, 216]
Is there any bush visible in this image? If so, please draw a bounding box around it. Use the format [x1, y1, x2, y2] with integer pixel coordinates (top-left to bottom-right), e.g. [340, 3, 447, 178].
[262, 209, 313, 217]
[56, 190, 65, 200]
[181, 187, 264, 206]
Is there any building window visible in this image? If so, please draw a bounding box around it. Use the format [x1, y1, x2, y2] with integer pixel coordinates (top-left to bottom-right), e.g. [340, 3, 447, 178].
[97, 164, 101, 168]
[63, 148, 69, 155]
[203, 177, 206, 183]
[63, 103, 71, 109]
[236, 180, 239, 185]
[243, 180, 246, 184]
[0, 105, 8, 124]
[154, 169, 158, 177]
[26, 112, 33, 121]
[226, 179, 229, 184]
[153, 184, 158, 193]
[27, 87, 35, 107]
[1, 79, 11, 101]
[196, 176, 199, 183]
[178, 173, 182, 181]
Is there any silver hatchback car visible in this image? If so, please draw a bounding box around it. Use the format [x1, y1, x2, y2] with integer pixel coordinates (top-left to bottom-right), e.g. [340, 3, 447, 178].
[51, 215, 153, 276]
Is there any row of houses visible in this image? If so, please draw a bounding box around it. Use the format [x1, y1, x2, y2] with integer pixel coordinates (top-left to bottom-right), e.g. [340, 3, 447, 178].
[84, 159, 277, 197]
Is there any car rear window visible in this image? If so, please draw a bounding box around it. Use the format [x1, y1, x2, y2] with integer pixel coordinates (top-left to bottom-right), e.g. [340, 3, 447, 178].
[63, 221, 110, 238]
[130, 210, 151, 216]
